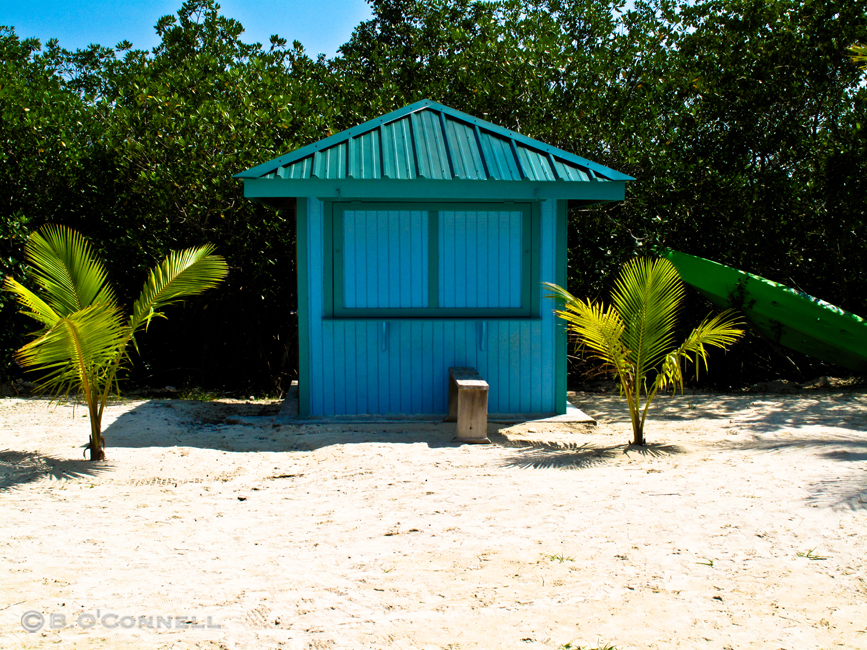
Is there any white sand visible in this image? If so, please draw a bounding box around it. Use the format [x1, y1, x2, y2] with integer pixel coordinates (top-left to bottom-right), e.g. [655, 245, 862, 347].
[1, 390, 866, 649]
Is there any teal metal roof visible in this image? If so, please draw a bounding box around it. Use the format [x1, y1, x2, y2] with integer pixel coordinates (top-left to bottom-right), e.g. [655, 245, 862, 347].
[236, 99, 633, 203]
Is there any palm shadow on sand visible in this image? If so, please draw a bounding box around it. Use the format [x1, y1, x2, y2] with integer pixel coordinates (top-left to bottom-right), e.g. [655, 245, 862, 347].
[720, 434, 867, 510]
[493, 435, 686, 470]
[572, 392, 867, 434]
[572, 392, 867, 508]
[0, 449, 113, 491]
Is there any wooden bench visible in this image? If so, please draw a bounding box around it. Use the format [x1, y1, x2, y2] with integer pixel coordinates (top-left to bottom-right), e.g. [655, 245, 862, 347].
[445, 367, 490, 443]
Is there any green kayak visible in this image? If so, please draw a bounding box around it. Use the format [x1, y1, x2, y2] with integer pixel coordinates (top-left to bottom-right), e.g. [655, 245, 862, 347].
[662, 250, 867, 372]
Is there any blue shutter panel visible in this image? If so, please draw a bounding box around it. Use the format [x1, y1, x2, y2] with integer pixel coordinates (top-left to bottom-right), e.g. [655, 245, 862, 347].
[438, 210, 523, 308]
[342, 209, 429, 309]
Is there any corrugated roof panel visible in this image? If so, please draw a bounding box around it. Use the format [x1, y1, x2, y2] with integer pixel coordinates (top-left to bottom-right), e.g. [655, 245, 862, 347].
[413, 109, 451, 180]
[312, 142, 346, 179]
[381, 117, 416, 180]
[348, 129, 381, 179]
[518, 146, 557, 182]
[236, 100, 634, 188]
[444, 116, 486, 180]
[553, 158, 589, 182]
[479, 131, 521, 181]
[280, 157, 312, 179]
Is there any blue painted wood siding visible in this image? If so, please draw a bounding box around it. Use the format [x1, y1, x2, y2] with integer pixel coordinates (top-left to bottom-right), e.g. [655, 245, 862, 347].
[302, 198, 561, 416]
[343, 209, 429, 308]
[439, 209, 523, 309]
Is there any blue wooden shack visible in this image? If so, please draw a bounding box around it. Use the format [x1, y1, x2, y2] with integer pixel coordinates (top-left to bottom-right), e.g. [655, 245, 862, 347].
[235, 100, 632, 418]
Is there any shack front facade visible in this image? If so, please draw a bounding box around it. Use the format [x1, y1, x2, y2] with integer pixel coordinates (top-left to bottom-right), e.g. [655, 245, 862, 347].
[236, 100, 632, 417]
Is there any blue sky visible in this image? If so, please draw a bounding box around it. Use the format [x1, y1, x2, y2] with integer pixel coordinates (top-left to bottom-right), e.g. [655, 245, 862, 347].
[0, 0, 373, 58]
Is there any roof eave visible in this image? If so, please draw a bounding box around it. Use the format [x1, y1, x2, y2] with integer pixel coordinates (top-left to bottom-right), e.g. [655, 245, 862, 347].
[241, 177, 628, 203]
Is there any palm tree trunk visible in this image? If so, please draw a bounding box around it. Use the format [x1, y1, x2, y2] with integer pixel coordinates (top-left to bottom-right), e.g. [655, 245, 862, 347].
[632, 422, 645, 446]
[625, 379, 645, 446]
[87, 400, 105, 461]
[631, 404, 645, 445]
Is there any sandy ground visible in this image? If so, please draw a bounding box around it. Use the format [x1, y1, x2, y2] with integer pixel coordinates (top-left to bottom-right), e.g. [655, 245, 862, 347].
[1, 388, 866, 650]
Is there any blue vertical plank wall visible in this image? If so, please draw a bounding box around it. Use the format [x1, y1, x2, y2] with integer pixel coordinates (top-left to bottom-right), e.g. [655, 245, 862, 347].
[301, 197, 563, 416]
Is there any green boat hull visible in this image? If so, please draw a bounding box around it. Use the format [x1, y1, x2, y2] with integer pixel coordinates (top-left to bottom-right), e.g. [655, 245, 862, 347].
[662, 250, 867, 372]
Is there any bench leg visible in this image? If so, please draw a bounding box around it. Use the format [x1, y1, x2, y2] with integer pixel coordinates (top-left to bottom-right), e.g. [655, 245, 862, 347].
[455, 387, 490, 443]
[445, 374, 459, 422]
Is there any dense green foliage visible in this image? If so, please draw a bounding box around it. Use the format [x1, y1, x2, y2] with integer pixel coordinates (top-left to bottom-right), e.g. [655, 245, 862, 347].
[2, 0, 865, 390]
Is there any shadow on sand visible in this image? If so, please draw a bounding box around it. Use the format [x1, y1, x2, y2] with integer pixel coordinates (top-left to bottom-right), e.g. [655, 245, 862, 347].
[719, 433, 867, 510]
[103, 399, 465, 452]
[101, 396, 866, 508]
[805, 472, 867, 510]
[571, 391, 867, 434]
[104, 399, 687, 467]
[493, 436, 687, 470]
[0, 449, 112, 491]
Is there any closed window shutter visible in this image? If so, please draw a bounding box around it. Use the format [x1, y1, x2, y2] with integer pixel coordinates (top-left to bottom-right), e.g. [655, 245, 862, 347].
[439, 210, 523, 308]
[342, 209, 429, 309]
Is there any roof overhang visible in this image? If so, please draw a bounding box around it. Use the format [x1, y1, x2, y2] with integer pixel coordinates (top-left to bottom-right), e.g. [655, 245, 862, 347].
[243, 177, 628, 206]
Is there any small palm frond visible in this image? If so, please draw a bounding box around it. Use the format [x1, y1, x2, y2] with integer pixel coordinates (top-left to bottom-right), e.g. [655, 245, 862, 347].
[129, 245, 228, 335]
[543, 281, 578, 306]
[14, 303, 126, 398]
[2, 276, 60, 328]
[612, 257, 684, 376]
[24, 225, 116, 316]
[655, 310, 744, 395]
[674, 309, 744, 381]
[561, 300, 628, 371]
[543, 282, 628, 372]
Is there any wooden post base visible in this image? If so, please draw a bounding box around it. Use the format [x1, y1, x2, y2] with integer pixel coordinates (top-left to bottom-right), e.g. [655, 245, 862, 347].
[446, 367, 490, 443]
